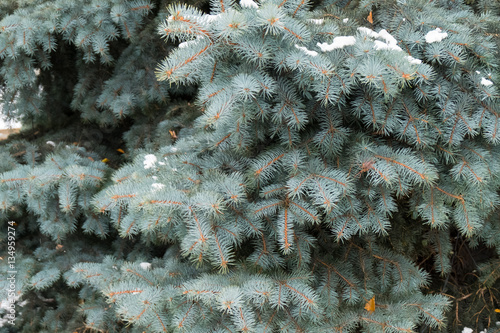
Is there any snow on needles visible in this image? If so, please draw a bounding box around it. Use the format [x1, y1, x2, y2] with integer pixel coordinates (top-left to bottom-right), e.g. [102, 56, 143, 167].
[240, 0, 258, 8]
[152, 183, 165, 191]
[481, 77, 493, 86]
[357, 27, 422, 64]
[295, 44, 318, 57]
[140, 262, 152, 270]
[425, 28, 448, 43]
[143, 154, 157, 169]
[317, 36, 356, 51]
[358, 27, 402, 51]
[308, 19, 324, 25]
[406, 56, 422, 64]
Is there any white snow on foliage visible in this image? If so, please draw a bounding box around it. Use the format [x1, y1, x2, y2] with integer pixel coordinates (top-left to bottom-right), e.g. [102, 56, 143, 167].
[358, 27, 379, 39]
[358, 27, 423, 65]
[317, 36, 356, 51]
[309, 19, 324, 24]
[0, 115, 21, 130]
[205, 14, 221, 22]
[343, 18, 349, 23]
[140, 262, 152, 270]
[295, 44, 318, 57]
[425, 28, 448, 43]
[179, 40, 198, 49]
[481, 77, 493, 86]
[152, 183, 165, 191]
[46, 141, 56, 147]
[1, 296, 26, 327]
[240, 0, 258, 8]
[143, 154, 157, 169]
[378, 29, 398, 46]
[406, 56, 422, 64]
[374, 40, 402, 51]
[462, 328, 489, 333]
[358, 27, 402, 51]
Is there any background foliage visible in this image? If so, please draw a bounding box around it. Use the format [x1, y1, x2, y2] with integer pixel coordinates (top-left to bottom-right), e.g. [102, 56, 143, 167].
[0, 0, 500, 332]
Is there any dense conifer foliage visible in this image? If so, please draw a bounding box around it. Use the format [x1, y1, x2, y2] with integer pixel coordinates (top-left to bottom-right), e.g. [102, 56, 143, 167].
[1, 0, 500, 332]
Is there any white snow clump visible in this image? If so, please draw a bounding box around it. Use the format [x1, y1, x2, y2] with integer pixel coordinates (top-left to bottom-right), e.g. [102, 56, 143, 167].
[357, 27, 402, 51]
[425, 28, 448, 43]
[179, 39, 199, 49]
[309, 19, 324, 24]
[240, 0, 258, 8]
[358, 27, 379, 38]
[481, 77, 493, 86]
[317, 36, 356, 52]
[143, 154, 157, 169]
[46, 141, 56, 147]
[152, 183, 165, 191]
[295, 44, 318, 57]
[406, 56, 422, 64]
[140, 262, 152, 270]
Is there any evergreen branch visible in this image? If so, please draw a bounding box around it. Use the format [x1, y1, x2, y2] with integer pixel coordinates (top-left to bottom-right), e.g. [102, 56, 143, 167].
[316, 259, 357, 290]
[111, 194, 137, 200]
[283, 207, 291, 251]
[1, 177, 29, 183]
[255, 153, 285, 176]
[125, 269, 154, 286]
[464, 147, 492, 176]
[212, 230, 230, 270]
[177, 302, 194, 329]
[404, 303, 443, 324]
[434, 187, 463, 203]
[290, 201, 318, 222]
[140, 199, 184, 206]
[189, 206, 208, 243]
[360, 317, 412, 332]
[372, 254, 403, 284]
[457, 158, 482, 183]
[312, 174, 347, 187]
[107, 289, 144, 298]
[373, 155, 426, 181]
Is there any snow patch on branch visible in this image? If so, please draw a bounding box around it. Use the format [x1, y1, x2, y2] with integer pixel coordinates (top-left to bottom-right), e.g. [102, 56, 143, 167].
[143, 154, 157, 169]
[140, 262, 152, 270]
[179, 39, 199, 49]
[152, 183, 165, 191]
[481, 77, 493, 86]
[317, 36, 356, 51]
[378, 29, 398, 46]
[0, 115, 21, 130]
[205, 14, 221, 22]
[425, 28, 448, 43]
[357, 27, 379, 39]
[295, 44, 318, 57]
[308, 19, 324, 25]
[373, 40, 402, 51]
[358, 27, 402, 51]
[406, 56, 422, 64]
[240, 0, 258, 8]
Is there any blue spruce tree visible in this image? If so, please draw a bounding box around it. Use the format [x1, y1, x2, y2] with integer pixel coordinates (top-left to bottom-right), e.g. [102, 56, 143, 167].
[1, 0, 500, 332]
